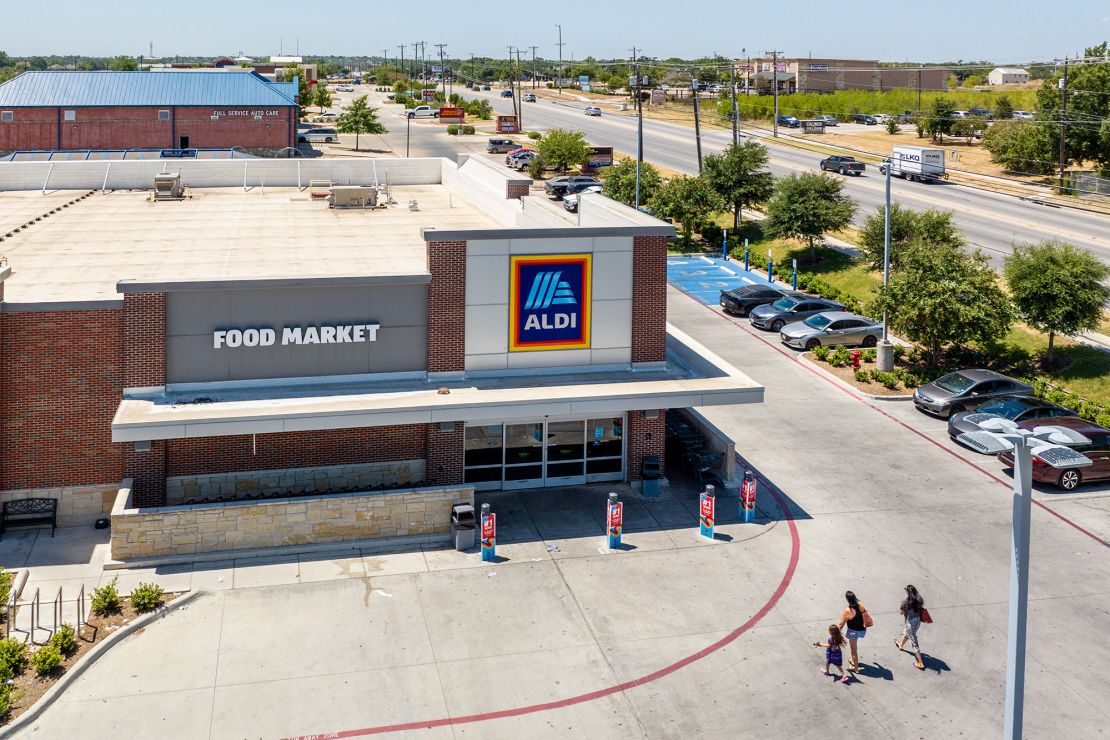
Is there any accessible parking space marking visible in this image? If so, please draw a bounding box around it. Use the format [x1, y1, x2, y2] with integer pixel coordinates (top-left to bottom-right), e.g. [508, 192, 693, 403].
[666, 255, 776, 307]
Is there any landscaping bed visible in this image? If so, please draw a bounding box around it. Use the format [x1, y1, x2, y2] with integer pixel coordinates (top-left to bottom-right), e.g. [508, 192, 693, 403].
[806, 345, 920, 396]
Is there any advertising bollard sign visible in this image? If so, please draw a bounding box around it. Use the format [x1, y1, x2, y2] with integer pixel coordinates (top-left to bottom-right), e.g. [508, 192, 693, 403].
[481, 510, 496, 561]
[607, 493, 623, 549]
[699, 486, 716, 540]
[741, 472, 757, 523]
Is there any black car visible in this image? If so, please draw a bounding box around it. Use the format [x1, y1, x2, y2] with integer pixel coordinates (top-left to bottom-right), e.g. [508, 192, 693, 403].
[967, 108, 993, 120]
[748, 294, 845, 331]
[851, 114, 878, 125]
[500, 89, 514, 97]
[544, 176, 601, 198]
[719, 284, 795, 316]
[947, 395, 1076, 440]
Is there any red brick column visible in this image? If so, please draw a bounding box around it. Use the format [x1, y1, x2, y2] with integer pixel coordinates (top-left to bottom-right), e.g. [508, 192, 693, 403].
[425, 422, 464, 486]
[506, 181, 531, 199]
[627, 410, 665, 481]
[632, 235, 668, 363]
[426, 241, 466, 374]
[123, 292, 166, 388]
[125, 441, 166, 508]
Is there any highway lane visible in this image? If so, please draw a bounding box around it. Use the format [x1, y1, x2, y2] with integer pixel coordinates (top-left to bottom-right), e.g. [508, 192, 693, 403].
[459, 88, 1110, 268]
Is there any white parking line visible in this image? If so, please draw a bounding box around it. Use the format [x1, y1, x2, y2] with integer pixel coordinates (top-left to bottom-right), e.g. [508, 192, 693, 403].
[741, 277, 756, 284]
[697, 255, 715, 265]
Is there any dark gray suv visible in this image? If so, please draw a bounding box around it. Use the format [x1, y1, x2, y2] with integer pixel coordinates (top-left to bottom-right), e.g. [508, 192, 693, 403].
[748, 294, 844, 331]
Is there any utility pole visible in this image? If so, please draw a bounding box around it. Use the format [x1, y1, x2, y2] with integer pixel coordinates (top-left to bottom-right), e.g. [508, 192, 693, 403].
[399, 45, 406, 95]
[411, 43, 419, 97]
[435, 43, 448, 99]
[556, 25, 565, 95]
[766, 50, 782, 137]
[507, 46, 519, 122]
[1058, 57, 1069, 192]
[730, 60, 740, 145]
[631, 47, 644, 210]
[917, 66, 923, 115]
[529, 46, 539, 89]
[691, 75, 704, 172]
[515, 48, 525, 131]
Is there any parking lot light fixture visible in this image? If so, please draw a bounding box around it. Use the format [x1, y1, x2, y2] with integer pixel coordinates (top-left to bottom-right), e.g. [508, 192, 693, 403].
[956, 420, 1092, 740]
[877, 159, 894, 372]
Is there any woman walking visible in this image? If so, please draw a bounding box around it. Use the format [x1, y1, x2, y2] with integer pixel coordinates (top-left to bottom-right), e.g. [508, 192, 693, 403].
[896, 584, 926, 670]
[837, 590, 870, 671]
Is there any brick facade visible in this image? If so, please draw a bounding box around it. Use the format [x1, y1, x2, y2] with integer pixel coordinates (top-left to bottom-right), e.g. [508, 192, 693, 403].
[627, 410, 665, 481]
[123, 292, 166, 389]
[0, 308, 123, 491]
[426, 240, 467, 373]
[425, 422, 464, 486]
[632, 235, 668, 363]
[124, 440, 166, 508]
[506, 180, 531, 199]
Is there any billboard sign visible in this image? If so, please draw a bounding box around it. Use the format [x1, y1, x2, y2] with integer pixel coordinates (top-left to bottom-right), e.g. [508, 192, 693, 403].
[651, 88, 666, 104]
[496, 115, 518, 133]
[583, 146, 614, 172]
[439, 107, 465, 123]
[508, 254, 592, 352]
[421, 88, 436, 101]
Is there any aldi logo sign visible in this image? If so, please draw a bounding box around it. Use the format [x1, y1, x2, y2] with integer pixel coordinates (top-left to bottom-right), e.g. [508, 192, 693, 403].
[509, 254, 591, 352]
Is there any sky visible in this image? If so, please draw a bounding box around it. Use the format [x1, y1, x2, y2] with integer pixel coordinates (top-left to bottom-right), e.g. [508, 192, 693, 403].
[4, 1, 1108, 64]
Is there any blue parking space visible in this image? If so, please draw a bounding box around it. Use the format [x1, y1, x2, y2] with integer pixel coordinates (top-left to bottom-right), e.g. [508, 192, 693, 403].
[667, 255, 777, 306]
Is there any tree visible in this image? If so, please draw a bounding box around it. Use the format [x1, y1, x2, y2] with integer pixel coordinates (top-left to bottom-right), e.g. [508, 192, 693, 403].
[952, 115, 987, 145]
[1003, 241, 1110, 364]
[649, 176, 725, 246]
[336, 96, 387, 151]
[925, 98, 956, 143]
[857, 204, 964, 270]
[537, 128, 590, 174]
[994, 94, 1014, 120]
[314, 86, 333, 113]
[702, 141, 775, 229]
[283, 65, 313, 108]
[762, 173, 856, 262]
[981, 120, 1057, 174]
[1035, 42, 1110, 172]
[599, 159, 663, 207]
[872, 243, 1015, 367]
[108, 56, 138, 71]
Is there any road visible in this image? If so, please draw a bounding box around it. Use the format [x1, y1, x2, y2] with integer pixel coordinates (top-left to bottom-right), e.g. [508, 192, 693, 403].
[451, 87, 1110, 269]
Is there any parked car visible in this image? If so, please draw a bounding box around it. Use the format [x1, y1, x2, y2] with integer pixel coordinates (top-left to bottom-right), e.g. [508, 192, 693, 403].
[997, 417, 1110, 490]
[749, 295, 845, 331]
[584, 106, 602, 116]
[967, 108, 993, 119]
[719, 284, 794, 316]
[913, 369, 1033, 418]
[948, 395, 1077, 441]
[851, 114, 878, 125]
[776, 115, 800, 128]
[504, 147, 534, 164]
[950, 110, 968, 119]
[871, 113, 890, 123]
[500, 89, 514, 97]
[523, 93, 537, 102]
[813, 115, 839, 127]
[563, 185, 602, 212]
[313, 112, 339, 122]
[509, 151, 538, 170]
[465, 81, 474, 88]
[544, 175, 601, 198]
[335, 85, 354, 92]
[298, 128, 338, 143]
[406, 106, 439, 119]
[482, 85, 491, 91]
[1013, 110, 1034, 119]
[386, 93, 397, 100]
[820, 155, 865, 176]
[779, 311, 883, 350]
[487, 137, 518, 154]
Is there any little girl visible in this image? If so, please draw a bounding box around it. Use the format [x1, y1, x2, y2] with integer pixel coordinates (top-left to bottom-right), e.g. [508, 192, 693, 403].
[814, 625, 850, 683]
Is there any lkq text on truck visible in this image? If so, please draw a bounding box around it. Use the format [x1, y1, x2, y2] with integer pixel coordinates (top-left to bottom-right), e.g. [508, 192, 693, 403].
[879, 146, 948, 183]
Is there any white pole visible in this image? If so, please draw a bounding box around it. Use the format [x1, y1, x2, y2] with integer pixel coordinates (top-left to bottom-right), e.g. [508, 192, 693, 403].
[1003, 438, 1032, 740]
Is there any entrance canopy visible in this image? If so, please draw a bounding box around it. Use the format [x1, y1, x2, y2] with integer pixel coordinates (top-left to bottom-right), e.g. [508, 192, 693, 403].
[112, 326, 762, 442]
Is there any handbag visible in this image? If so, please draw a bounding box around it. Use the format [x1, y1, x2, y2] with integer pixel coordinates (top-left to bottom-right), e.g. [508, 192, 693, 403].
[862, 608, 874, 628]
[919, 607, 933, 624]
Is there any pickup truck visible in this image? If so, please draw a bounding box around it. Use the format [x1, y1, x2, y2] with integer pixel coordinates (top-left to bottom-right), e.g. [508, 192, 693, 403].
[819, 155, 865, 176]
[406, 106, 440, 119]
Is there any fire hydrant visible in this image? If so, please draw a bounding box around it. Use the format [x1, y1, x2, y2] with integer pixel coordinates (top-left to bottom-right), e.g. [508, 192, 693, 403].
[850, 350, 862, 370]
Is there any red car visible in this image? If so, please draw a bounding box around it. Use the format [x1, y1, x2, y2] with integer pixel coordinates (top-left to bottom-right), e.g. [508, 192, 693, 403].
[997, 416, 1110, 491]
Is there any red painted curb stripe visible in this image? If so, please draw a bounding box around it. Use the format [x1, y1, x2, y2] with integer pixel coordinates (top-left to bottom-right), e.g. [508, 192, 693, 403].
[671, 281, 1109, 549]
[286, 484, 801, 740]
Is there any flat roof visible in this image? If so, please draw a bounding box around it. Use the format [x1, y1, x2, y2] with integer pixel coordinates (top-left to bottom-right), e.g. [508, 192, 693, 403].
[0, 71, 297, 108]
[0, 185, 500, 303]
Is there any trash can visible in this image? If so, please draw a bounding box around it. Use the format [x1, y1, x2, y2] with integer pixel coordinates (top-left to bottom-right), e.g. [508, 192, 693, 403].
[641, 455, 662, 498]
[451, 503, 476, 550]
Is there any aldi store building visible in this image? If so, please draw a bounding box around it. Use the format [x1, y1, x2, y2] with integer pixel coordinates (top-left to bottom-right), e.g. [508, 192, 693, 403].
[0, 155, 761, 558]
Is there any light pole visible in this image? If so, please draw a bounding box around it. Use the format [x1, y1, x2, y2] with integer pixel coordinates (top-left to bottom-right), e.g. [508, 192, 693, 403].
[555, 25, 565, 95]
[955, 421, 1093, 740]
[877, 160, 894, 372]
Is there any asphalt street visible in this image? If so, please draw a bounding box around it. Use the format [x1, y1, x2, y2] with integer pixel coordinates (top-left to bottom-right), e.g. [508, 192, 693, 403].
[449, 87, 1110, 269]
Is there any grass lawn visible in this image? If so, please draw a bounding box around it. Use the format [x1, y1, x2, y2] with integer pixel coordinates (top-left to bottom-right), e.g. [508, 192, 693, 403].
[976, 324, 1110, 406]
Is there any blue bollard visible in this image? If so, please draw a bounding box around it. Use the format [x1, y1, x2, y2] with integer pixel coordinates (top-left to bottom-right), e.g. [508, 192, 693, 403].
[768, 260, 774, 283]
[743, 250, 749, 272]
[792, 270, 797, 290]
[722, 231, 728, 261]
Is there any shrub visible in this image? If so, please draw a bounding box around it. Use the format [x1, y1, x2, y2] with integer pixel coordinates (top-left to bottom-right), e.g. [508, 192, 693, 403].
[527, 130, 542, 140]
[812, 345, 831, 362]
[49, 624, 77, 655]
[892, 345, 907, 362]
[829, 346, 851, 367]
[91, 576, 121, 616]
[701, 223, 724, 248]
[903, 374, 921, 388]
[463, 125, 475, 135]
[0, 683, 10, 717]
[446, 124, 459, 135]
[527, 156, 546, 179]
[0, 638, 26, 681]
[862, 348, 877, 363]
[854, 369, 870, 383]
[30, 644, 62, 676]
[129, 582, 165, 613]
[0, 569, 12, 609]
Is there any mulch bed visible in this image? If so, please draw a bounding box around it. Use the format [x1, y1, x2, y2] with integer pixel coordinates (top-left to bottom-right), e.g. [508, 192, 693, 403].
[803, 353, 914, 397]
[2, 594, 179, 725]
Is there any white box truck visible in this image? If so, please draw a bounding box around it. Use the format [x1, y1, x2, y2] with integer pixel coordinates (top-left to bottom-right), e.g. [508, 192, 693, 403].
[879, 146, 947, 183]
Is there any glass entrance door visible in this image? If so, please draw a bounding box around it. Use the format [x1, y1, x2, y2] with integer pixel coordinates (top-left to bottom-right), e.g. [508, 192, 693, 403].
[545, 420, 586, 485]
[503, 422, 545, 489]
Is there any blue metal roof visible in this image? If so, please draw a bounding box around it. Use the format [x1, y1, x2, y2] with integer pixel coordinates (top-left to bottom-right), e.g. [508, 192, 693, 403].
[0, 71, 298, 108]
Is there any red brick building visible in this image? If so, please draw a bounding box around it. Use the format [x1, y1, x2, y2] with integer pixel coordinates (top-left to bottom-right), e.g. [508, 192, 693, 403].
[0, 156, 760, 552]
[0, 71, 298, 154]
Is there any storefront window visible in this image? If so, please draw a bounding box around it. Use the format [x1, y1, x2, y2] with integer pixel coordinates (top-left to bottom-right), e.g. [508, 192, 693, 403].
[587, 418, 623, 458]
[465, 425, 503, 467]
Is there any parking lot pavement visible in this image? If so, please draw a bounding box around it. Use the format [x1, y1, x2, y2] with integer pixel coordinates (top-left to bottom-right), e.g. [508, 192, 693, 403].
[666, 254, 775, 305]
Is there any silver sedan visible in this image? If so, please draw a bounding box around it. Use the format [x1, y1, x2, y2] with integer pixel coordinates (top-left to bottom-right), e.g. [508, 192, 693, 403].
[779, 311, 883, 350]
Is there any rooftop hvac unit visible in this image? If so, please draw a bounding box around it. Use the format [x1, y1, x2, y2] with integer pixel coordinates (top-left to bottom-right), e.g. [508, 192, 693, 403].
[152, 173, 184, 201]
[329, 186, 378, 209]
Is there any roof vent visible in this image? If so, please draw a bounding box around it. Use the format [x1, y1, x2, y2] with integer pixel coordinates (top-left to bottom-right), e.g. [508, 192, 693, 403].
[152, 173, 184, 201]
[328, 186, 378, 209]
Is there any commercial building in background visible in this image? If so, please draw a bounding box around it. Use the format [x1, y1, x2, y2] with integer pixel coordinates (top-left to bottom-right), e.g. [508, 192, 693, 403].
[987, 67, 1031, 85]
[0, 71, 298, 155]
[0, 155, 761, 560]
[738, 58, 950, 95]
[150, 56, 318, 83]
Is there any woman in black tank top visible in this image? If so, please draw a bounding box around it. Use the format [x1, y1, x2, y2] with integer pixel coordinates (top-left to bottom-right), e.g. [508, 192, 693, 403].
[838, 590, 869, 671]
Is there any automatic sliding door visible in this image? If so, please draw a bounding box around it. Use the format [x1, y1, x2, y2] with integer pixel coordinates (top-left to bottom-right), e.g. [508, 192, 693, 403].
[545, 419, 586, 486]
[504, 422, 544, 489]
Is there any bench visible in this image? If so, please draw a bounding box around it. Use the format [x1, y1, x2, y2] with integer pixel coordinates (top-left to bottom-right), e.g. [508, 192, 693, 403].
[0, 498, 57, 539]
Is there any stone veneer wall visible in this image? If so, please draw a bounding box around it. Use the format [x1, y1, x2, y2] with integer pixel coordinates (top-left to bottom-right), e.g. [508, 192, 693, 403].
[110, 478, 474, 560]
[164, 459, 426, 505]
[0, 484, 117, 527]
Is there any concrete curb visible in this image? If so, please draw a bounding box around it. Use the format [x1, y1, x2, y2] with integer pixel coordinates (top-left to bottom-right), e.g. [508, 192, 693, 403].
[797, 352, 914, 402]
[0, 589, 206, 738]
